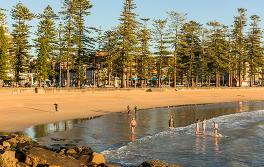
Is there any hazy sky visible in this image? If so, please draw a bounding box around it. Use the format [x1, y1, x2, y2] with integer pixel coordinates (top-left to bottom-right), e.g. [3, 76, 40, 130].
[1, 0, 264, 31]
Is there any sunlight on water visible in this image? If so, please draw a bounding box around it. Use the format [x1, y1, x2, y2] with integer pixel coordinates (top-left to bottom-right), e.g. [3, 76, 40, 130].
[23, 101, 264, 167]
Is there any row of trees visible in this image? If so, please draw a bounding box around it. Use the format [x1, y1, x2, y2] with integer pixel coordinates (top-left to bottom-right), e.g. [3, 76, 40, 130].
[0, 0, 263, 88]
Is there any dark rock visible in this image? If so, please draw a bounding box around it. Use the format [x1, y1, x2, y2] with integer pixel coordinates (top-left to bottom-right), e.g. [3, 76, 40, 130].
[81, 146, 93, 155]
[58, 149, 66, 155]
[106, 163, 121, 167]
[65, 143, 77, 147]
[138, 160, 182, 167]
[15, 150, 26, 162]
[25, 147, 80, 167]
[145, 88, 152, 92]
[16, 162, 30, 167]
[79, 155, 90, 166]
[73, 146, 82, 153]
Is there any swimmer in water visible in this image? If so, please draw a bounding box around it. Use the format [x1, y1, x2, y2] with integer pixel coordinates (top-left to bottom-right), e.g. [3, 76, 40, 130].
[195, 119, 200, 135]
[130, 117, 137, 134]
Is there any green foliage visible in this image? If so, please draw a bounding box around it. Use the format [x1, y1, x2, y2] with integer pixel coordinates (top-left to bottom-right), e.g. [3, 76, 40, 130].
[137, 18, 151, 85]
[246, 15, 263, 86]
[206, 21, 229, 87]
[35, 5, 58, 84]
[167, 11, 186, 87]
[152, 19, 169, 88]
[60, 0, 76, 87]
[72, 0, 93, 87]
[177, 21, 201, 86]
[232, 8, 247, 86]
[11, 3, 34, 83]
[0, 26, 9, 80]
[118, 0, 139, 88]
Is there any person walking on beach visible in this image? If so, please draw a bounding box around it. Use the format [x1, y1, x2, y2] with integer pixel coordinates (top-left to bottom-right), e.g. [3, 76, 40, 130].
[195, 119, 200, 135]
[202, 118, 206, 134]
[213, 122, 219, 137]
[54, 103, 58, 112]
[130, 117, 137, 134]
[169, 115, 174, 128]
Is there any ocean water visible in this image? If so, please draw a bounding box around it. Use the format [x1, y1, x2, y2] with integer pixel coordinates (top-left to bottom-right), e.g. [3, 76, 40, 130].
[23, 101, 264, 167]
[103, 110, 264, 167]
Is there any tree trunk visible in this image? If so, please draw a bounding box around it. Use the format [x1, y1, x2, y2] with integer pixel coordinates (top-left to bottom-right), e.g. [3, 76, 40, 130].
[228, 70, 232, 87]
[67, 60, 70, 87]
[107, 63, 111, 85]
[173, 54, 177, 88]
[59, 63, 62, 87]
[122, 67, 127, 88]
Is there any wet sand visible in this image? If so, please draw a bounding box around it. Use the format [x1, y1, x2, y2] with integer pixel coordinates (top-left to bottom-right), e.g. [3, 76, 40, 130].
[0, 88, 264, 132]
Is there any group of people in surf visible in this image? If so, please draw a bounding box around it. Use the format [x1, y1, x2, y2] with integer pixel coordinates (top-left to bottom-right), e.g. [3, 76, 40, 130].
[128, 105, 221, 138]
[195, 119, 220, 137]
[170, 116, 221, 137]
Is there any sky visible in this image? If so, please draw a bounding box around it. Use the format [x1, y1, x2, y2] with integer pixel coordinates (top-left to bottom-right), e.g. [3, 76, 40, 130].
[1, 0, 264, 32]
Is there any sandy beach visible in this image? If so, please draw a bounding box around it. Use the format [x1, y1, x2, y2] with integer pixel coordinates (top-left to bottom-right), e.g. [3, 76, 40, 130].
[0, 87, 264, 132]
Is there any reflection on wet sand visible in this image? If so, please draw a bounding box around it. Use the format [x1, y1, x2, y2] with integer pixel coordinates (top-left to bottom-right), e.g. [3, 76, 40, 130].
[24, 116, 101, 138]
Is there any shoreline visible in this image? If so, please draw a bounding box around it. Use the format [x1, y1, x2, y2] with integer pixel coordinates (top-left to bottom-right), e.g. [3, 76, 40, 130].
[1, 88, 264, 132]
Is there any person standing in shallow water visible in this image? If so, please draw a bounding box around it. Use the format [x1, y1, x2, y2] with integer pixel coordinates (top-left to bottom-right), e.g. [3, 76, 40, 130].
[202, 118, 206, 134]
[195, 119, 200, 135]
[169, 115, 174, 128]
[213, 122, 219, 137]
[130, 117, 137, 134]
[134, 105, 137, 116]
[127, 105, 131, 115]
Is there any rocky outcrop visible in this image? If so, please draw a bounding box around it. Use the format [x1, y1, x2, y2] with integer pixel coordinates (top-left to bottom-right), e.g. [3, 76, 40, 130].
[0, 151, 18, 167]
[90, 152, 106, 165]
[0, 134, 106, 167]
[25, 147, 80, 167]
[0, 134, 182, 167]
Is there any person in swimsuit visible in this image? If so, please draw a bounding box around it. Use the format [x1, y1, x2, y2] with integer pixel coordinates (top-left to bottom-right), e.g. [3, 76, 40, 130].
[169, 115, 174, 128]
[202, 118, 206, 134]
[130, 117, 137, 134]
[213, 122, 219, 137]
[195, 119, 200, 135]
